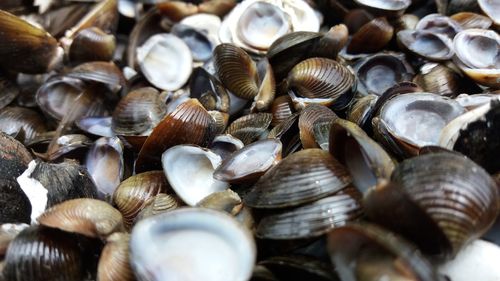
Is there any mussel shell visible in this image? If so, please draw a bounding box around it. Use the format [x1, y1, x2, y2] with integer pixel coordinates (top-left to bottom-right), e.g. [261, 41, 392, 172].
[0, 106, 47, 144]
[346, 17, 394, 54]
[244, 149, 352, 209]
[97, 232, 135, 281]
[225, 113, 272, 145]
[298, 104, 338, 149]
[214, 43, 259, 100]
[0, 132, 33, 181]
[3, 226, 85, 281]
[37, 198, 125, 238]
[256, 186, 363, 239]
[111, 87, 167, 136]
[0, 179, 31, 224]
[113, 171, 170, 229]
[135, 99, 216, 173]
[69, 27, 116, 63]
[286, 57, 355, 110]
[397, 29, 454, 61]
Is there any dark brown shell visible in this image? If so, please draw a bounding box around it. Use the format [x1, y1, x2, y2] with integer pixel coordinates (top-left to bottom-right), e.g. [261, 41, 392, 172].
[113, 171, 170, 229]
[298, 104, 337, 149]
[347, 17, 394, 54]
[65, 0, 119, 39]
[225, 113, 272, 145]
[244, 149, 352, 209]
[270, 95, 294, 126]
[67, 61, 126, 89]
[69, 27, 116, 63]
[0, 77, 20, 111]
[0, 106, 47, 144]
[189, 67, 230, 113]
[135, 99, 216, 172]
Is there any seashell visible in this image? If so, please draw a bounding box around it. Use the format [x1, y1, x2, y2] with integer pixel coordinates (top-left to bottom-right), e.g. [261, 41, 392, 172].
[67, 61, 126, 92]
[113, 171, 170, 229]
[97, 232, 135, 281]
[0, 179, 31, 225]
[198, 0, 237, 17]
[135, 99, 216, 173]
[364, 153, 499, 258]
[162, 145, 229, 206]
[0, 132, 33, 181]
[189, 67, 230, 112]
[327, 223, 440, 281]
[397, 29, 455, 61]
[270, 95, 294, 126]
[208, 110, 230, 135]
[343, 8, 374, 33]
[213, 139, 282, 184]
[256, 186, 363, 239]
[225, 113, 273, 145]
[37, 198, 125, 238]
[268, 112, 301, 157]
[85, 137, 124, 198]
[454, 93, 500, 110]
[0, 10, 63, 74]
[214, 43, 259, 100]
[312, 119, 336, 151]
[478, 0, 500, 27]
[196, 189, 242, 215]
[346, 94, 378, 131]
[347, 17, 394, 54]
[69, 27, 116, 63]
[450, 12, 493, 30]
[136, 33, 193, 91]
[208, 134, 245, 160]
[42, 134, 93, 162]
[329, 118, 395, 193]
[416, 13, 463, 38]
[259, 255, 337, 281]
[0, 106, 47, 144]
[180, 13, 222, 46]
[0, 77, 19, 111]
[353, 0, 411, 18]
[354, 52, 414, 97]
[286, 57, 355, 110]
[244, 149, 352, 209]
[0, 223, 29, 257]
[135, 193, 182, 222]
[156, 1, 199, 22]
[112, 87, 167, 136]
[3, 226, 85, 281]
[252, 58, 276, 112]
[130, 208, 256, 281]
[298, 104, 337, 149]
[392, 13, 419, 32]
[171, 23, 215, 62]
[76, 116, 114, 138]
[64, 0, 119, 40]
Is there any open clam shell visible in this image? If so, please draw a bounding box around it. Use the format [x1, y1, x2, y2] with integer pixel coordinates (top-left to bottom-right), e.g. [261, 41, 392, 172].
[416, 13, 462, 38]
[397, 29, 454, 61]
[162, 145, 229, 206]
[478, 0, 500, 27]
[256, 186, 363, 240]
[353, 0, 411, 18]
[130, 208, 256, 281]
[244, 149, 352, 209]
[189, 67, 230, 112]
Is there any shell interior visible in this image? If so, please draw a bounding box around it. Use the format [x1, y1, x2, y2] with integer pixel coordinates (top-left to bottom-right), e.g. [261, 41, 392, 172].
[453, 29, 500, 70]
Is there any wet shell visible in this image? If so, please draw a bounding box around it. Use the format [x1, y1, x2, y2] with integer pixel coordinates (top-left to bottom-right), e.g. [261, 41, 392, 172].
[244, 149, 352, 209]
[347, 17, 394, 54]
[135, 193, 182, 222]
[97, 232, 135, 281]
[69, 27, 116, 63]
[189, 67, 230, 113]
[135, 99, 216, 173]
[256, 186, 363, 239]
[196, 189, 242, 215]
[3, 226, 85, 281]
[37, 198, 125, 238]
[67, 61, 126, 90]
[353, 0, 411, 18]
[270, 95, 294, 126]
[0, 106, 47, 144]
[214, 43, 259, 99]
[286, 58, 355, 109]
[298, 104, 338, 149]
[113, 171, 170, 229]
[0, 77, 19, 111]
[0, 223, 29, 256]
[225, 113, 272, 145]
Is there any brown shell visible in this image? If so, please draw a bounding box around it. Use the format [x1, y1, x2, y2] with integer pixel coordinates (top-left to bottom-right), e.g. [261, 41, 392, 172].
[65, 0, 119, 39]
[271, 95, 294, 126]
[286, 58, 355, 104]
[225, 113, 272, 145]
[67, 61, 126, 89]
[97, 232, 135, 281]
[0, 106, 47, 144]
[0, 77, 20, 111]
[69, 27, 116, 63]
[346, 94, 378, 130]
[347, 17, 394, 54]
[156, 1, 199, 22]
[113, 171, 170, 229]
[135, 193, 182, 222]
[298, 104, 338, 149]
[37, 198, 125, 238]
[135, 99, 216, 172]
[208, 111, 229, 135]
[244, 149, 352, 209]
[0, 10, 61, 73]
[450, 12, 493, 29]
[214, 43, 259, 99]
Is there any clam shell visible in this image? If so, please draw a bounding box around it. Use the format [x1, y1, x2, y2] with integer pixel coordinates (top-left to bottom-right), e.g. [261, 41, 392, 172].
[189, 67, 230, 112]
[259, 255, 337, 281]
[298, 104, 338, 149]
[397, 29, 454, 61]
[97, 232, 135, 281]
[69, 27, 116, 63]
[0, 106, 47, 144]
[416, 13, 462, 38]
[267, 113, 301, 157]
[450, 12, 492, 30]
[209, 134, 245, 160]
[67, 61, 126, 90]
[256, 186, 363, 239]
[135, 193, 182, 222]
[113, 171, 170, 229]
[112, 87, 167, 136]
[65, 0, 119, 39]
[346, 94, 378, 131]
[0, 77, 19, 111]
[244, 149, 352, 209]
[225, 113, 272, 145]
[270, 95, 294, 126]
[347, 17, 394, 54]
[0, 223, 29, 257]
[172, 23, 215, 62]
[353, 0, 411, 18]
[37, 198, 125, 238]
[478, 0, 500, 26]
[3, 226, 85, 281]
[196, 189, 242, 215]
[135, 99, 216, 173]
[214, 43, 259, 99]
[286, 58, 355, 109]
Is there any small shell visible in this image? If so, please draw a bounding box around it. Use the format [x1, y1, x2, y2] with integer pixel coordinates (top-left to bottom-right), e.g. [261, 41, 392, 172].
[37, 198, 125, 238]
[196, 189, 242, 215]
[347, 17, 394, 54]
[450, 12, 492, 30]
[225, 113, 272, 145]
[97, 232, 135, 281]
[0, 106, 47, 144]
[135, 193, 182, 222]
[69, 27, 116, 63]
[298, 104, 338, 149]
[244, 149, 352, 209]
[397, 29, 454, 61]
[270, 95, 294, 126]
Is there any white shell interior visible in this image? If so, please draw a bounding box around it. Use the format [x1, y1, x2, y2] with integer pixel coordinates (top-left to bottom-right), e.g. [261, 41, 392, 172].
[380, 93, 465, 147]
[130, 208, 256, 281]
[439, 240, 500, 281]
[181, 13, 222, 46]
[453, 29, 500, 69]
[355, 0, 410, 11]
[162, 145, 229, 206]
[137, 34, 193, 91]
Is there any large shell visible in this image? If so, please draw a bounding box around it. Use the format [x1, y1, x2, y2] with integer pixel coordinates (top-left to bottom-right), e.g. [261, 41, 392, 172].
[225, 113, 272, 145]
[286, 58, 355, 110]
[256, 186, 363, 240]
[112, 87, 167, 136]
[37, 198, 125, 238]
[69, 27, 116, 63]
[214, 43, 259, 100]
[364, 153, 500, 258]
[135, 99, 216, 173]
[97, 232, 135, 281]
[130, 208, 256, 281]
[113, 171, 170, 229]
[3, 226, 85, 281]
[244, 149, 352, 209]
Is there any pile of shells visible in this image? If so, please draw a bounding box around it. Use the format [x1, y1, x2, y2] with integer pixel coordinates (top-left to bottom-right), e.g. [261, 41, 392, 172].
[0, 0, 499, 280]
